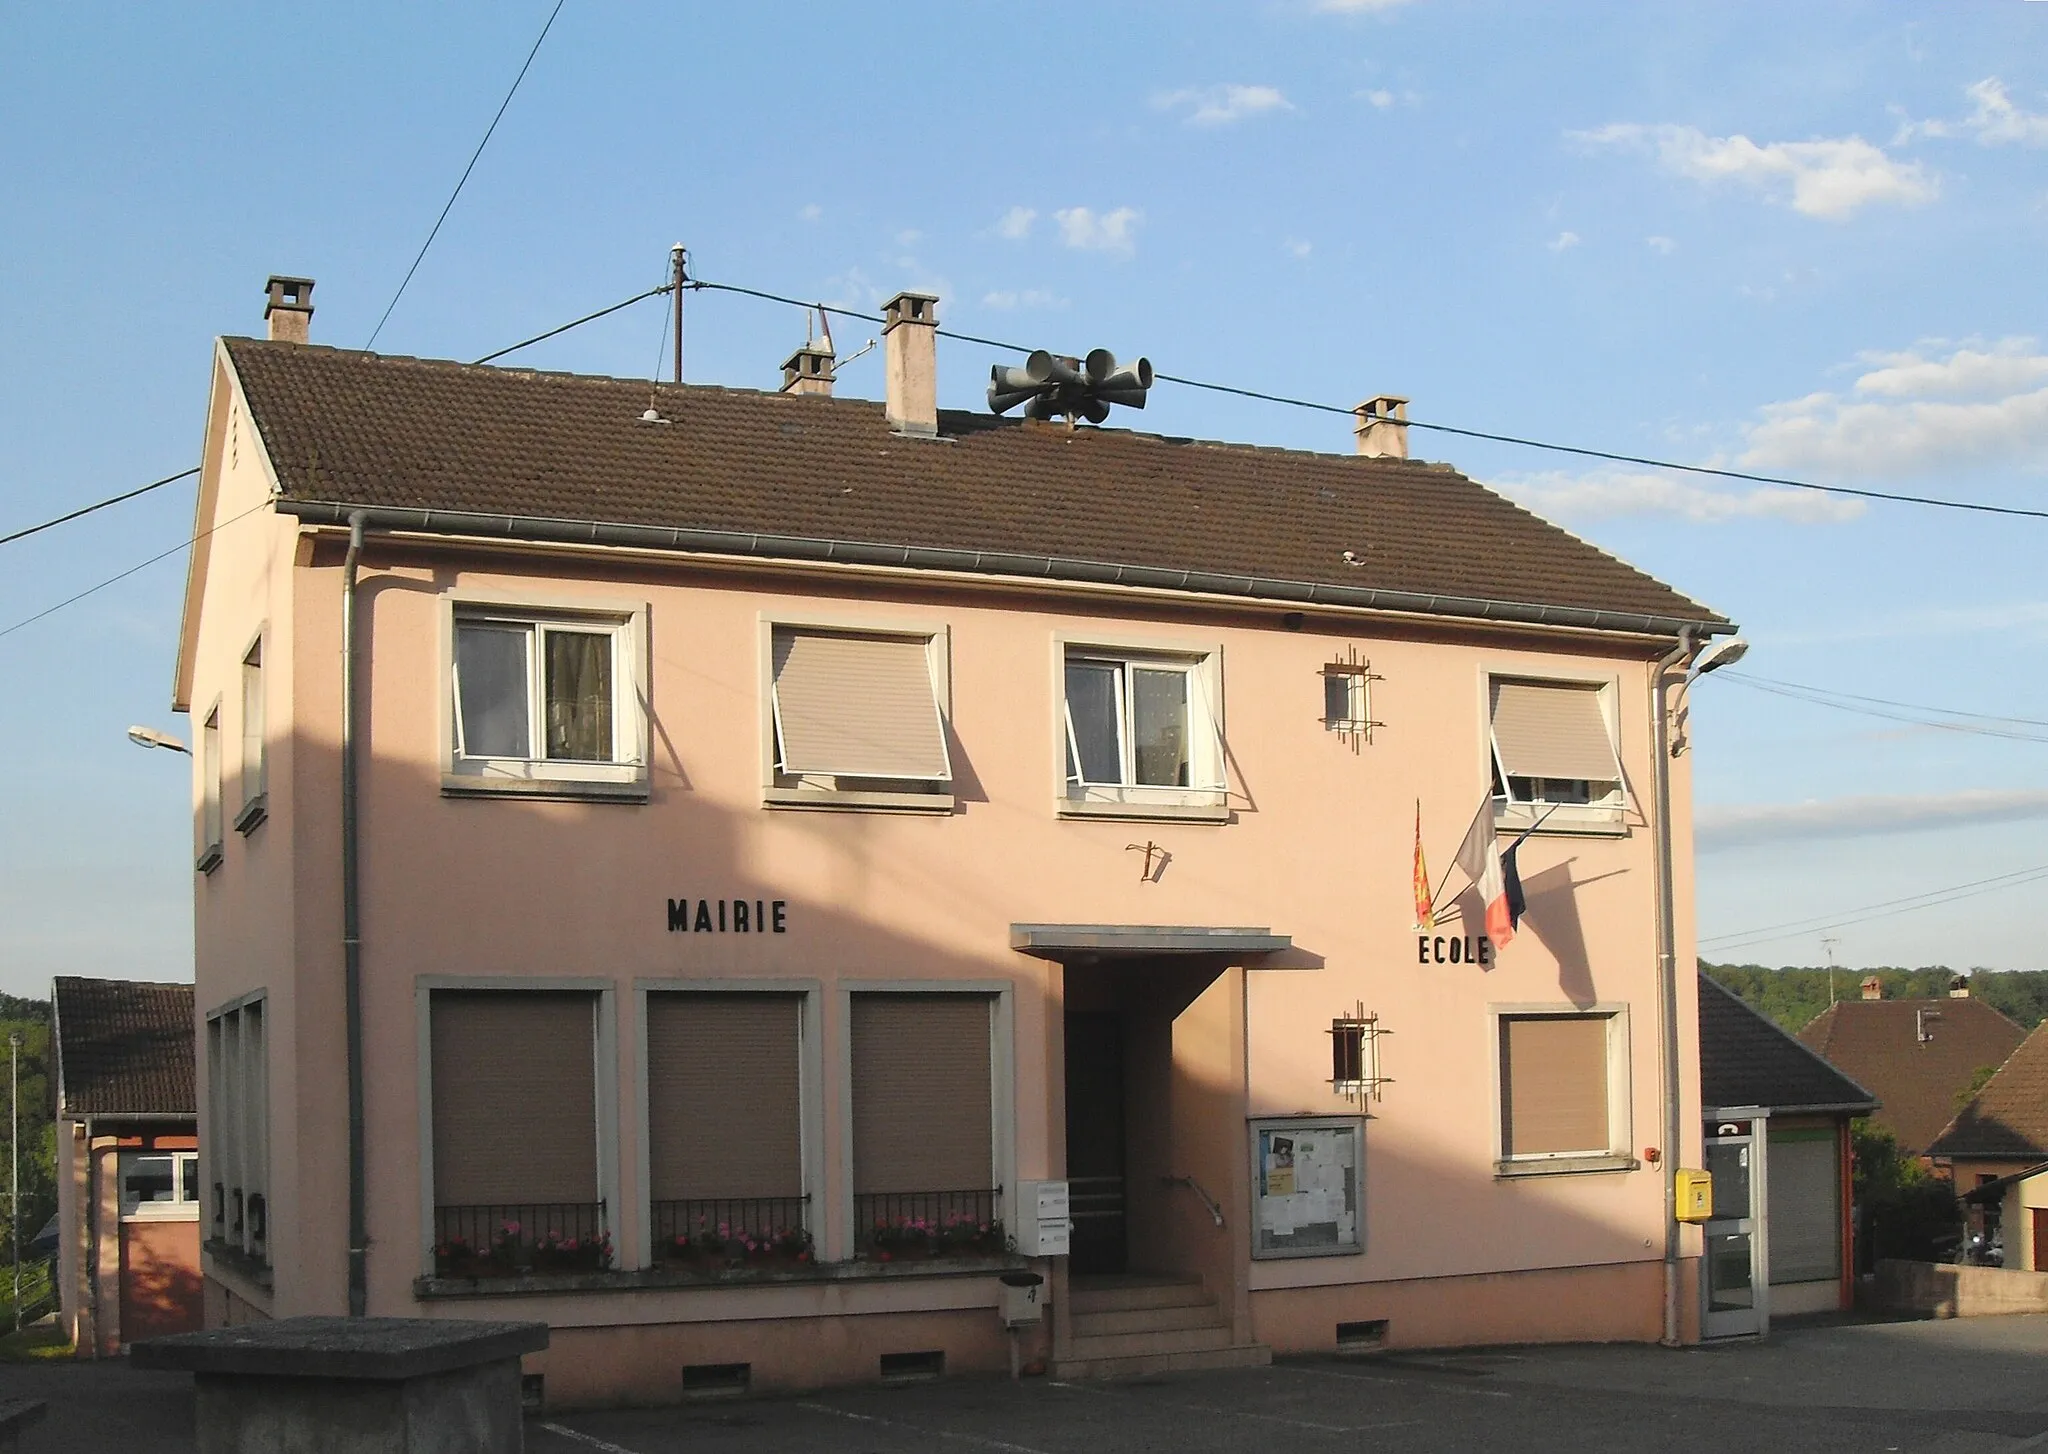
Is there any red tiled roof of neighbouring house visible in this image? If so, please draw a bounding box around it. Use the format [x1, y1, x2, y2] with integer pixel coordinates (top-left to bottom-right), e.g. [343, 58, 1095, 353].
[52, 977, 195, 1117]
[220, 339, 1727, 636]
[1797, 997, 2024, 1155]
[1929, 1019, 2048, 1161]
[1699, 973, 1877, 1116]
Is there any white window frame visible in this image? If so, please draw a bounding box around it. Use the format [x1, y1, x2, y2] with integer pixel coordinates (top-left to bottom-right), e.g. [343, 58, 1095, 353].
[757, 610, 955, 814]
[1484, 669, 1629, 836]
[415, 976, 622, 1276]
[834, 980, 1014, 1268]
[1489, 1003, 1635, 1178]
[440, 592, 650, 801]
[235, 629, 268, 832]
[198, 699, 224, 872]
[631, 979, 826, 1269]
[120, 1150, 201, 1221]
[1056, 632, 1227, 822]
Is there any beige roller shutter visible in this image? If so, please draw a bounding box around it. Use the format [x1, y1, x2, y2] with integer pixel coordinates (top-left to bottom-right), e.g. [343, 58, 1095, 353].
[850, 994, 993, 1194]
[431, 992, 598, 1205]
[1768, 1131, 1841, 1284]
[645, 993, 803, 1200]
[773, 628, 951, 780]
[1490, 680, 1620, 782]
[1501, 1014, 1610, 1156]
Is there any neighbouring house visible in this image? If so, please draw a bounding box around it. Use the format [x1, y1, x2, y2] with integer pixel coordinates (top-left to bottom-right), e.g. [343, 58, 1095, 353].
[51, 976, 204, 1354]
[1931, 1019, 2048, 1257]
[1960, 1159, 2048, 1273]
[1696, 973, 1877, 1332]
[169, 274, 1734, 1404]
[1797, 977, 2023, 1158]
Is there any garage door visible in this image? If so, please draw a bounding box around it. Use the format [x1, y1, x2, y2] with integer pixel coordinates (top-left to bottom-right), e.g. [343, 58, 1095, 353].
[1767, 1129, 1840, 1285]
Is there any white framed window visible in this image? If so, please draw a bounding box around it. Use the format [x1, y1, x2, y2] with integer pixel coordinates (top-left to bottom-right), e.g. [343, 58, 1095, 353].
[1060, 642, 1225, 819]
[199, 701, 224, 872]
[1322, 670, 1368, 733]
[236, 635, 267, 832]
[1488, 676, 1625, 833]
[445, 599, 647, 799]
[1492, 1006, 1633, 1176]
[121, 1150, 200, 1220]
[765, 622, 953, 811]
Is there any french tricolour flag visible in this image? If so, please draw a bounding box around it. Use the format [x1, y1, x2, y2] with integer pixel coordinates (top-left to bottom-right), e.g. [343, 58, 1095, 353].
[1455, 803, 1519, 949]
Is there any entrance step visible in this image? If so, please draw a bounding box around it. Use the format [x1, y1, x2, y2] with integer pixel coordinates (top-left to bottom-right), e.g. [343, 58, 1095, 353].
[1065, 1325, 1241, 1360]
[1051, 1342, 1272, 1380]
[1071, 1301, 1223, 1338]
[1068, 1276, 1213, 1315]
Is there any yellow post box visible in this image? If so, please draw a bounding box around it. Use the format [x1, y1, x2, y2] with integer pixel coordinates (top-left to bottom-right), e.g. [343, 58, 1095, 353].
[1674, 1168, 1713, 1222]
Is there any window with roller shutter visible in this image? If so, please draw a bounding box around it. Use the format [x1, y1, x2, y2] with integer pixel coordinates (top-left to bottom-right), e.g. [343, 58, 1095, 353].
[1488, 677, 1625, 826]
[1497, 1011, 1626, 1169]
[768, 625, 953, 807]
[848, 993, 1000, 1254]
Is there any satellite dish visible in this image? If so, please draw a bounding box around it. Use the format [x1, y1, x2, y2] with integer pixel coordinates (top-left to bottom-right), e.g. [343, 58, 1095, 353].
[989, 349, 1153, 421]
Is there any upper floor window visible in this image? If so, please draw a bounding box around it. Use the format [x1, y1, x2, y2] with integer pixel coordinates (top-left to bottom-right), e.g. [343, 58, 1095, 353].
[237, 637, 267, 831]
[199, 702, 224, 872]
[121, 1150, 200, 1219]
[447, 602, 647, 799]
[1061, 645, 1225, 819]
[764, 622, 953, 811]
[1488, 677, 1624, 831]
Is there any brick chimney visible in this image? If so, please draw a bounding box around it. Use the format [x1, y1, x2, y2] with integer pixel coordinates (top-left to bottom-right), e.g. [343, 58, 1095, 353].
[1354, 395, 1409, 459]
[781, 341, 836, 397]
[264, 275, 315, 343]
[1949, 973, 1971, 999]
[882, 291, 939, 436]
[1860, 975, 1884, 1001]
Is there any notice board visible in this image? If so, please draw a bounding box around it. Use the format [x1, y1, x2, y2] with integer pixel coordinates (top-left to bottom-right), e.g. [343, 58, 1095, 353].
[1250, 1116, 1364, 1259]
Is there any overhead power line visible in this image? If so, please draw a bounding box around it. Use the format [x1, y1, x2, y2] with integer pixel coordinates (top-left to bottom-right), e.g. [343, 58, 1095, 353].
[1719, 671, 2048, 743]
[364, 0, 566, 350]
[1699, 861, 2048, 955]
[684, 277, 2048, 524]
[0, 467, 198, 549]
[0, 500, 270, 643]
[471, 284, 672, 365]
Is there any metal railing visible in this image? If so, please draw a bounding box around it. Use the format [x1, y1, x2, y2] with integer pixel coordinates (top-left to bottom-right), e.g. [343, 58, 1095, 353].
[854, 1189, 1004, 1256]
[652, 1196, 811, 1262]
[432, 1202, 609, 1275]
[1163, 1174, 1226, 1228]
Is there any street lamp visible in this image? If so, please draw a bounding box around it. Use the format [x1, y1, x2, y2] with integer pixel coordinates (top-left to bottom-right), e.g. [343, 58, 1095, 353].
[127, 725, 190, 754]
[1653, 631, 1748, 1347]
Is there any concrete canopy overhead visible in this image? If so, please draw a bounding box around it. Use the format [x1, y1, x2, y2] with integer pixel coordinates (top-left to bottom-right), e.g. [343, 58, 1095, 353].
[1009, 924, 1292, 961]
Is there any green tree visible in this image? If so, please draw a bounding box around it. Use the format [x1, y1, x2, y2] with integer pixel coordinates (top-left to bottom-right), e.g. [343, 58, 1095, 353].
[1853, 1120, 1959, 1267]
[1, 997, 56, 1272]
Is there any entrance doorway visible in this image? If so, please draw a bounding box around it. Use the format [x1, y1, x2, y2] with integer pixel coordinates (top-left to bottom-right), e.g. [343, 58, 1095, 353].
[1065, 1011, 1127, 1274]
[1702, 1120, 1767, 1339]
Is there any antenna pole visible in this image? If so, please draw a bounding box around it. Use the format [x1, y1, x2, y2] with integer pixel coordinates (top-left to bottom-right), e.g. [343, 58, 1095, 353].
[1823, 934, 1840, 1005]
[670, 243, 687, 384]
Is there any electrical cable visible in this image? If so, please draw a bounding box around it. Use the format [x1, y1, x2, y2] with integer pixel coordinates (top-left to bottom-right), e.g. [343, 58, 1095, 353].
[1720, 670, 2048, 730]
[1717, 673, 2048, 743]
[1699, 862, 2048, 948]
[0, 500, 271, 643]
[684, 276, 2048, 523]
[364, 0, 567, 350]
[0, 467, 199, 549]
[1700, 863, 2048, 955]
[471, 284, 671, 365]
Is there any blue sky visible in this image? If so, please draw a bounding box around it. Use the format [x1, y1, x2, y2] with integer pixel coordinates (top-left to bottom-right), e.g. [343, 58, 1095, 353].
[3, 1, 2045, 996]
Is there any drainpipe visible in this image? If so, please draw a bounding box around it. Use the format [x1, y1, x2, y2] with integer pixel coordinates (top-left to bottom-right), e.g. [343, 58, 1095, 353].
[1652, 625, 1697, 1348]
[342, 511, 368, 1317]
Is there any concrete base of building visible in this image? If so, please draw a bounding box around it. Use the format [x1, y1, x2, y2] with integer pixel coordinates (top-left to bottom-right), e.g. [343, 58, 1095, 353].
[1250, 1258, 1682, 1353]
[1769, 1278, 1844, 1316]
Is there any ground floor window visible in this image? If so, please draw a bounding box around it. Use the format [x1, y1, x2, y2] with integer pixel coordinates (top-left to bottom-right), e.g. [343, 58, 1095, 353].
[120, 1150, 199, 1217]
[428, 990, 609, 1275]
[645, 991, 810, 1267]
[848, 992, 1004, 1257]
[205, 997, 268, 1262]
[1496, 1009, 1628, 1169]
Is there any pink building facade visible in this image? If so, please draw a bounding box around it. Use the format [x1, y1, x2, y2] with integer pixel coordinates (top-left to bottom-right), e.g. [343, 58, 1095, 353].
[172, 278, 1727, 1405]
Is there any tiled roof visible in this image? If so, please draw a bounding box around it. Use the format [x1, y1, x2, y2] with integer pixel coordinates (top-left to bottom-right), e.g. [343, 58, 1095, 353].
[1928, 1020, 2048, 1160]
[52, 977, 195, 1118]
[1699, 973, 1877, 1115]
[1797, 997, 2024, 1155]
[222, 340, 1726, 634]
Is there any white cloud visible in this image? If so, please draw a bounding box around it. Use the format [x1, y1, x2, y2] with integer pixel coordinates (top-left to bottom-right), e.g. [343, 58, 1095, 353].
[1491, 468, 1864, 524]
[895, 229, 923, 247]
[981, 289, 1063, 311]
[798, 203, 822, 223]
[994, 206, 1036, 240]
[1698, 790, 2048, 851]
[1283, 238, 1312, 258]
[1646, 234, 1676, 254]
[1153, 84, 1293, 127]
[1548, 230, 1580, 252]
[1054, 206, 1141, 257]
[1740, 338, 2048, 477]
[1574, 122, 1938, 220]
[1362, 89, 1395, 109]
[1899, 77, 2048, 148]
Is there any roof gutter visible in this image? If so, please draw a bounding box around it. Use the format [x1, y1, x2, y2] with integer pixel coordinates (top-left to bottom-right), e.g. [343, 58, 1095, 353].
[277, 501, 1730, 642]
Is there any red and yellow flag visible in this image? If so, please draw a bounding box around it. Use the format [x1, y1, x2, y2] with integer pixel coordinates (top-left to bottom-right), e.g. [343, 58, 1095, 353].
[1412, 800, 1433, 928]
